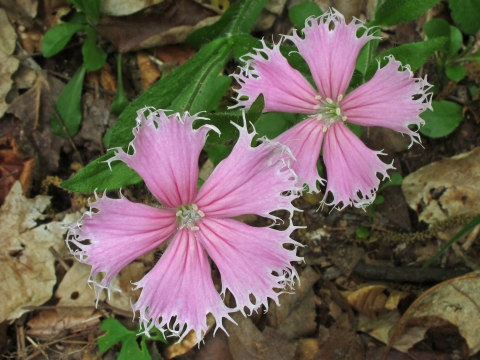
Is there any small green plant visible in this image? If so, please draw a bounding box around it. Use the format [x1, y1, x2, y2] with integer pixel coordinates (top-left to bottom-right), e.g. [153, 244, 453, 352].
[97, 318, 166, 360]
[41, 0, 128, 139]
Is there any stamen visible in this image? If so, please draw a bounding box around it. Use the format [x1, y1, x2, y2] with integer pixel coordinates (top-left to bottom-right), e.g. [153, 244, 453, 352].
[313, 104, 321, 110]
[337, 94, 343, 102]
[326, 98, 333, 104]
[322, 125, 328, 132]
[315, 95, 322, 100]
[335, 108, 341, 116]
[317, 114, 323, 121]
[176, 204, 204, 230]
[342, 116, 348, 121]
[198, 210, 205, 217]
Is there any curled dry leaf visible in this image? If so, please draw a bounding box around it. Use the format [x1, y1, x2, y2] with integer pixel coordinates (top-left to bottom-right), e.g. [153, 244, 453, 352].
[0, 9, 20, 117]
[106, 261, 146, 312]
[402, 147, 480, 224]
[100, 0, 165, 17]
[387, 271, 480, 356]
[136, 52, 161, 91]
[0, 182, 68, 322]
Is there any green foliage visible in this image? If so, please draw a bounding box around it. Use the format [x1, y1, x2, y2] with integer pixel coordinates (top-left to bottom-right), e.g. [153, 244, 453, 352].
[110, 54, 129, 116]
[356, 227, 371, 239]
[204, 144, 233, 166]
[449, 0, 480, 35]
[254, 112, 298, 140]
[372, 0, 441, 26]
[288, 2, 323, 30]
[41, 23, 84, 57]
[68, 0, 101, 24]
[355, 28, 381, 75]
[420, 100, 463, 138]
[186, 0, 268, 46]
[379, 172, 403, 192]
[51, 66, 86, 138]
[97, 318, 166, 360]
[423, 213, 480, 268]
[231, 34, 262, 62]
[364, 37, 447, 81]
[82, 27, 107, 71]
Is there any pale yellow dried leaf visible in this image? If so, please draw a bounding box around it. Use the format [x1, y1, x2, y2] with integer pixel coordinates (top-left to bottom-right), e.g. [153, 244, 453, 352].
[0, 9, 19, 117]
[100, 0, 165, 16]
[346, 285, 387, 318]
[106, 261, 146, 311]
[0, 182, 67, 321]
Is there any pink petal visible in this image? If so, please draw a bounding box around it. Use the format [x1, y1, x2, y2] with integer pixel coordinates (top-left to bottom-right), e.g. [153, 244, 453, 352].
[197, 218, 301, 315]
[232, 40, 318, 113]
[195, 120, 301, 221]
[323, 122, 394, 210]
[341, 56, 432, 146]
[66, 193, 176, 297]
[133, 229, 233, 343]
[107, 108, 219, 208]
[275, 118, 325, 193]
[287, 9, 378, 100]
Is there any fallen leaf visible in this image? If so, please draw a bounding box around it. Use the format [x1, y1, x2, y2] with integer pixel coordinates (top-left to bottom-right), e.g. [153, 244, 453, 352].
[136, 52, 161, 91]
[330, 245, 365, 276]
[402, 147, 480, 224]
[0, 181, 68, 322]
[267, 266, 321, 339]
[100, 0, 165, 16]
[55, 261, 105, 318]
[387, 271, 480, 356]
[106, 261, 146, 312]
[227, 313, 296, 360]
[0, 8, 20, 117]
[96, 0, 218, 52]
[293, 338, 321, 360]
[26, 309, 101, 339]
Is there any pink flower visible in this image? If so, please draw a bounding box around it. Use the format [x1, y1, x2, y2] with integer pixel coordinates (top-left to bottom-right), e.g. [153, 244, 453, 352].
[67, 108, 302, 342]
[233, 9, 432, 209]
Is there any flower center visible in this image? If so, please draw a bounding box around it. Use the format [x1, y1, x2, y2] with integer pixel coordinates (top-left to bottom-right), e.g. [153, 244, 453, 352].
[311, 94, 348, 132]
[176, 204, 205, 231]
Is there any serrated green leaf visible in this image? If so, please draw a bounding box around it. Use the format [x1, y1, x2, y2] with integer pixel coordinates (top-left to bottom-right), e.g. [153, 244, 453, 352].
[372, 0, 441, 26]
[288, 2, 323, 30]
[68, 0, 101, 24]
[364, 37, 447, 81]
[419, 100, 463, 138]
[204, 144, 233, 166]
[61, 154, 141, 192]
[449, 0, 480, 35]
[82, 27, 107, 71]
[41, 23, 85, 57]
[445, 64, 466, 82]
[51, 66, 86, 138]
[186, 0, 268, 46]
[109, 38, 230, 149]
[111, 53, 129, 115]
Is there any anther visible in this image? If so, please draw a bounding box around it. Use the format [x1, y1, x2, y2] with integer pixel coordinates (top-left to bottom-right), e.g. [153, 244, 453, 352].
[317, 114, 323, 120]
[335, 108, 341, 116]
[192, 204, 198, 211]
[176, 210, 182, 216]
[342, 116, 348, 121]
[313, 104, 321, 110]
[337, 94, 343, 101]
[326, 98, 333, 104]
[322, 125, 328, 132]
[315, 95, 322, 100]
[191, 226, 200, 231]
[198, 210, 205, 217]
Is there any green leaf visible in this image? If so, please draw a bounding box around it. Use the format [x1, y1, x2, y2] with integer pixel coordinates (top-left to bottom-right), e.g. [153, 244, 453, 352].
[449, 0, 480, 35]
[254, 112, 298, 139]
[97, 319, 166, 360]
[373, 195, 385, 205]
[62, 153, 141, 192]
[372, 0, 441, 26]
[448, 26, 463, 57]
[68, 11, 88, 24]
[346, 123, 363, 138]
[186, 0, 268, 46]
[423, 19, 450, 53]
[232, 34, 262, 62]
[51, 66, 86, 138]
[379, 172, 403, 191]
[41, 23, 85, 57]
[356, 227, 371, 239]
[445, 64, 466, 82]
[419, 100, 463, 138]
[355, 28, 381, 75]
[82, 27, 107, 71]
[109, 38, 231, 148]
[288, 2, 323, 30]
[203, 76, 232, 111]
[423, 213, 480, 268]
[204, 144, 233, 166]
[364, 37, 447, 81]
[68, 0, 101, 24]
[111, 53, 129, 115]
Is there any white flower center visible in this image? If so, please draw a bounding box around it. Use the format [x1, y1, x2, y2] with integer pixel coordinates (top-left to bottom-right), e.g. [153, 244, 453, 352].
[312, 94, 348, 132]
[176, 204, 204, 231]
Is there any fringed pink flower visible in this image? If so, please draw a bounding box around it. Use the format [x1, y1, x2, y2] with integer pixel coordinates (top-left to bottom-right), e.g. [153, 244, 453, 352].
[233, 8, 432, 210]
[66, 108, 302, 343]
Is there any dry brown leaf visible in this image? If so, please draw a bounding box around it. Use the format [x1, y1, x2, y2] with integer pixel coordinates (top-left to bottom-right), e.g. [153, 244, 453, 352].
[226, 313, 296, 360]
[136, 52, 161, 91]
[100, 0, 165, 16]
[55, 261, 105, 318]
[402, 147, 480, 224]
[331, 245, 365, 276]
[0, 8, 20, 117]
[345, 285, 387, 318]
[106, 261, 146, 311]
[387, 271, 480, 356]
[0, 181, 69, 322]
[293, 338, 321, 360]
[26, 309, 101, 339]
[267, 266, 321, 339]
[97, 0, 217, 53]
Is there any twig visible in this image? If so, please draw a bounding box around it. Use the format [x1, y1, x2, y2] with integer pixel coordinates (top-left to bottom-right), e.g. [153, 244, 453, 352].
[48, 246, 70, 271]
[353, 262, 469, 283]
[25, 337, 48, 360]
